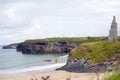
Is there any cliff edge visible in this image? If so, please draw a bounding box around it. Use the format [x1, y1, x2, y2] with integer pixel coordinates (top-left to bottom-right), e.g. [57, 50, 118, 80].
[57, 41, 120, 72]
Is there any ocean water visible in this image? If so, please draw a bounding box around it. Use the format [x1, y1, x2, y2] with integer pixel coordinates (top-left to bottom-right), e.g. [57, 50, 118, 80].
[0, 46, 67, 76]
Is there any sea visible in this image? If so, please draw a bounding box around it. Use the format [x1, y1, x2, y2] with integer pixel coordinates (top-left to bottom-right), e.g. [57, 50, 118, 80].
[0, 46, 67, 76]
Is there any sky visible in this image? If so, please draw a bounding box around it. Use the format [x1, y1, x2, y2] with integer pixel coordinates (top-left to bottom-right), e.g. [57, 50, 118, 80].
[0, 0, 120, 45]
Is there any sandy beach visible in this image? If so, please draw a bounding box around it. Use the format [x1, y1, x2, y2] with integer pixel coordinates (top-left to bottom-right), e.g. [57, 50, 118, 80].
[0, 70, 108, 80]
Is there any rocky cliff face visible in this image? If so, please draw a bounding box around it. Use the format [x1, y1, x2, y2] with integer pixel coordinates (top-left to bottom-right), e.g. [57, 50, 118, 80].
[57, 41, 120, 73]
[57, 49, 120, 72]
[17, 41, 80, 54]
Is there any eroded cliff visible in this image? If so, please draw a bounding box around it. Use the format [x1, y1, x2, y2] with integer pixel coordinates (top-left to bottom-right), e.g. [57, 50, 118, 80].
[57, 41, 120, 72]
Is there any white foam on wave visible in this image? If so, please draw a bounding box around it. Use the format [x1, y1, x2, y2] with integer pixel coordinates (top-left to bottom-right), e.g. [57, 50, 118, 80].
[0, 63, 66, 76]
[59, 55, 68, 59]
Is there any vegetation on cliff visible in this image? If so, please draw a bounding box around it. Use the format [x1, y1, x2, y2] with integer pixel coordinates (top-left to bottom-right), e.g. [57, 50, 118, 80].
[25, 36, 120, 43]
[69, 41, 120, 63]
[25, 37, 107, 43]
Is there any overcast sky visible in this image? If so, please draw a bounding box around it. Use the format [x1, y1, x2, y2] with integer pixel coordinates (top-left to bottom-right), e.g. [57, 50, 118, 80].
[0, 0, 120, 45]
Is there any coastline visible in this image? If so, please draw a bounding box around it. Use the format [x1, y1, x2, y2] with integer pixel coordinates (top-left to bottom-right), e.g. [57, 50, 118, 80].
[0, 63, 66, 77]
[0, 70, 107, 80]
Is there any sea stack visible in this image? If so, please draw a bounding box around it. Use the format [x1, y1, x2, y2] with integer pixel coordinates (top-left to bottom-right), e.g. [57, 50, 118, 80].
[108, 16, 118, 42]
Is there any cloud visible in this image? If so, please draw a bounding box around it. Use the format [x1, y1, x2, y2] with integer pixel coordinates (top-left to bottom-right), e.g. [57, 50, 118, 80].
[23, 23, 45, 38]
[0, 0, 120, 44]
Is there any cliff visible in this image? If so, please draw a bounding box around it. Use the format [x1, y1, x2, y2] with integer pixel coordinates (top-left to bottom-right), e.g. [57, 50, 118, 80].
[2, 43, 19, 49]
[57, 41, 120, 72]
[17, 41, 79, 54]
[16, 37, 107, 54]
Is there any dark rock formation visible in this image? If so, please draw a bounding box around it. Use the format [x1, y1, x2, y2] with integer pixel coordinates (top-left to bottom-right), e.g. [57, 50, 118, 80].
[57, 50, 120, 73]
[2, 43, 19, 49]
[108, 16, 118, 42]
[17, 42, 80, 54]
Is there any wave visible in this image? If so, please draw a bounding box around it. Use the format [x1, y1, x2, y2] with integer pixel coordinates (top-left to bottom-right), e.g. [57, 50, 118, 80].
[0, 63, 66, 76]
[59, 55, 68, 59]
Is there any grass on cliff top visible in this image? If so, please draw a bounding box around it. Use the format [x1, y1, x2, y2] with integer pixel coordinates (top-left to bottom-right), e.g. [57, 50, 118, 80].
[25, 37, 107, 43]
[24, 36, 120, 43]
[69, 41, 120, 63]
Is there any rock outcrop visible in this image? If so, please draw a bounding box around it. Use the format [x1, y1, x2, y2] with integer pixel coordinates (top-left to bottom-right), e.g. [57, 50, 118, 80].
[17, 42, 80, 54]
[108, 16, 118, 42]
[57, 50, 120, 72]
[2, 43, 19, 49]
[16, 36, 108, 54]
[57, 41, 120, 73]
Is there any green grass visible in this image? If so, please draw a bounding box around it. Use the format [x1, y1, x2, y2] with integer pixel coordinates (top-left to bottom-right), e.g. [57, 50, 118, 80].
[25, 36, 108, 43]
[69, 41, 120, 63]
[24, 36, 120, 43]
[104, 71, 120, 80]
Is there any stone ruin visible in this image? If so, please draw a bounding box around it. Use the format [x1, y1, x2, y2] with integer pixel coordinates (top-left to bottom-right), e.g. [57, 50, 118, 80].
[108, 16, 118, 42]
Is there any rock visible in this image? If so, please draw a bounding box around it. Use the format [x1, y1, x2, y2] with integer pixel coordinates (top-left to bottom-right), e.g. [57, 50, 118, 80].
[107, 66, 113, 72]
[16, 42, 80, 54]
[57, 58, 91, 72]
[57, 52, 120, 73]
[2, 43, 19, 49]
[108, 16, 118, 42]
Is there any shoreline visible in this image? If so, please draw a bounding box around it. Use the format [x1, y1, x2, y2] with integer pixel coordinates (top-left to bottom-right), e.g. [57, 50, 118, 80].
[0, 70, 109, 80]
[0, 63, 66, 77]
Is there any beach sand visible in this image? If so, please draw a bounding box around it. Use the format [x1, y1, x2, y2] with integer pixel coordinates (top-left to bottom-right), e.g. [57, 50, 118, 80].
[0, 70, 108, 80]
